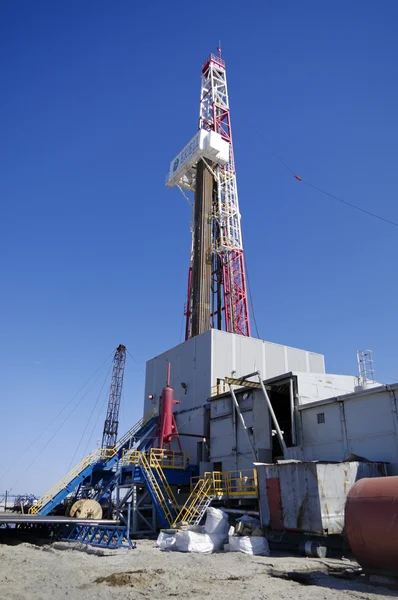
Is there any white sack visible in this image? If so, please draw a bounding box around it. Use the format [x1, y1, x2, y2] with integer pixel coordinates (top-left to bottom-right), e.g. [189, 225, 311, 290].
[175, 531, 214, 553]
[204, 507, 229, 536]
[175, 530, 225, 553]
[156, 532, 176, 550]
[228, 535, 270, 556]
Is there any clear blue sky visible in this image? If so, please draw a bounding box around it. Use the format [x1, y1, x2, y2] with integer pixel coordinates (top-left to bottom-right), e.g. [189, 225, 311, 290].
[1, 1, 398, 494]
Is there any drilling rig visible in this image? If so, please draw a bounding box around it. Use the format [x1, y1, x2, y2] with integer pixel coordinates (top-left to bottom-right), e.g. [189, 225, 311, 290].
[166, 49, 251, 340]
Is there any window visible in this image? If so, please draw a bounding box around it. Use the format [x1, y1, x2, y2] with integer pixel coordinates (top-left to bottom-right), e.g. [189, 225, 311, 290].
[317, 412, 325, 424]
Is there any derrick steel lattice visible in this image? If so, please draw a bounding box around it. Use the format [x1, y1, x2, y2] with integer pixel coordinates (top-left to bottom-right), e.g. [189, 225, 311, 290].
[101, 344, 127, 448]
[184, 51, 251, 339]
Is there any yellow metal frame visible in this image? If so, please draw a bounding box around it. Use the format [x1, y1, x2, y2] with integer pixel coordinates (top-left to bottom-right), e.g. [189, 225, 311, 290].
[172, 476, 213, 526]
[118, 449, 180, 526]
[172, 468, 258, 527]
[121, 448, 189, 470]
[190, 468, 258, 498]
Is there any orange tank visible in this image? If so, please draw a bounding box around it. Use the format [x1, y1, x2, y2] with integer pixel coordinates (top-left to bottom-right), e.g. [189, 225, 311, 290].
[345, 476, 398, 574]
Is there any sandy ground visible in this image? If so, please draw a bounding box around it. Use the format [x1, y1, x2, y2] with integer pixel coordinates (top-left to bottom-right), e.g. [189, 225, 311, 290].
[0, 540, 397, 600]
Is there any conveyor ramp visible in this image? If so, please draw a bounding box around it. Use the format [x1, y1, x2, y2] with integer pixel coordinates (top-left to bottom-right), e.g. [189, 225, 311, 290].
[29, 408, 158, 516]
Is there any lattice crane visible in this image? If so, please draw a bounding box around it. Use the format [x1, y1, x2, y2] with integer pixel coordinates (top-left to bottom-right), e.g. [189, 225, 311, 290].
[166, 49, 251, 339]
[101, 344, 126, 448]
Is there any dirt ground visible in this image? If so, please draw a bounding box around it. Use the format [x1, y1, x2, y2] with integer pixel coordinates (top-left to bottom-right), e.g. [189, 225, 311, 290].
[1, 539, 397, 600]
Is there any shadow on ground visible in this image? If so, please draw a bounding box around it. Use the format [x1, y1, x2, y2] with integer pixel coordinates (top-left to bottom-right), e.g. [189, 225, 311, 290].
[270, 567, 398, 596]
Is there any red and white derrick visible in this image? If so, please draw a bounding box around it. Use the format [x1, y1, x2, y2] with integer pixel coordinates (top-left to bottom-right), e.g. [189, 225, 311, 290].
[166, 50, 251, 340]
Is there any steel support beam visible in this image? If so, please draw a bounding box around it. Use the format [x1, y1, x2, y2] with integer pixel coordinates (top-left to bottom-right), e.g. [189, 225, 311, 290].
[227, 383, 257, 460]
[256, 372, 287, 454]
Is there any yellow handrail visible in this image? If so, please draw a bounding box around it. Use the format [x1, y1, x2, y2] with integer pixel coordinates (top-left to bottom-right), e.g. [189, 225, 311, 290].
[120, 450, 179, 526]
[189, 469, 257, 498]
[139, 452, 177, 526]
[147, 452, 179, 509]
[29, 448, 117, 514]
[28, 406, 158, 515]
[173, 476, 213, 526]
[121, 448, 189, 470]
[115, 406, 158, 450]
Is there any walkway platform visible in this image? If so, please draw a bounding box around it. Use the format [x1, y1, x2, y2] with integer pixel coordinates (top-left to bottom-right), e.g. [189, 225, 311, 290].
[0, 513, 118, 526]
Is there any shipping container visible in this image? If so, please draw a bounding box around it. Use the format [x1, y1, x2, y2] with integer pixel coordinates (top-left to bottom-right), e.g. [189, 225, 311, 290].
[257, 460, 387, 534]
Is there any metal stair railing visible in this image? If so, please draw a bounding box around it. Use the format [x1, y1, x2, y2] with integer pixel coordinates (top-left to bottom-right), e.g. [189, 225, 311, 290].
[147, 452, 179, 510]
[28, 448, 116, 514]
[115, 406, 158, 452]
[172, 476, 214, 526]
[138, 451, 177, 527]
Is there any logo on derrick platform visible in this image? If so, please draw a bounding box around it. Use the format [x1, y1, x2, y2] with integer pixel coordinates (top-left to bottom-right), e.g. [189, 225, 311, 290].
[173, 158, 179, 172]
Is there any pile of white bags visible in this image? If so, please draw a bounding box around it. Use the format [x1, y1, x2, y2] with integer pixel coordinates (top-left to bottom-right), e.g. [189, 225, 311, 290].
[156, 507, 230, 554]
[227, 515, 269, 556]
[156, 509, 269, 555]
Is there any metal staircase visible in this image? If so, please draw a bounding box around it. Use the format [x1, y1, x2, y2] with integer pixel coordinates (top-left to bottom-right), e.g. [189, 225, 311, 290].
[29, 407, 158, 516]
[125, 450, 179, 528]
[172, 477, 214, 526]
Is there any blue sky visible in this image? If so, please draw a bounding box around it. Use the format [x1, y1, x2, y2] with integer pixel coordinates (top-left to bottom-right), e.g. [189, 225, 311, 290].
[1, 0, 398, 494]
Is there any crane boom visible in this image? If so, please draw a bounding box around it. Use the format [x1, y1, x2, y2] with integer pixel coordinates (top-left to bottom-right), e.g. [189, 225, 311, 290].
[101, 344, 126, 448]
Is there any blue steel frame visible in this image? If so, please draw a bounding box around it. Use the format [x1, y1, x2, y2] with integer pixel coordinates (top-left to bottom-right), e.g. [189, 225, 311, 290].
[38, 416, 157, 515]
[62, 524, 136, 549]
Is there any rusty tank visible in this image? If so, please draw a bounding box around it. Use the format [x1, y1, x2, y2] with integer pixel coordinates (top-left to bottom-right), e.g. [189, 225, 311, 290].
[345, 476, 398, 574]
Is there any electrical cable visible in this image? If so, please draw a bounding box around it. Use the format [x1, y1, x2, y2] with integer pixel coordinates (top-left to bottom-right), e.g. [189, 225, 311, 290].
[80, 385, 111, 459]
[7, 357, 114, 493]
[0, 351, 114, 484]
[376, 371, 398, 383]
[126, 349, 144, 372]
[67, 361, 112, 470]
[175, 406, 203, 431]
[179, 312, 185, 344]
[270, 147, 398, 228]
[243, 253, 260, 339]
[302, 179, 398, 228]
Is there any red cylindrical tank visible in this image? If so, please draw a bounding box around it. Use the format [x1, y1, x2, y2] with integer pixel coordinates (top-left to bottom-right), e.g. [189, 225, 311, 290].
[345, 476, 398, 574]
[161, 384, 175, 445]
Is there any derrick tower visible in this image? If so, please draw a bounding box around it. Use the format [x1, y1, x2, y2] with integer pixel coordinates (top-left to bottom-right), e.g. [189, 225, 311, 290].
[101, 344, 126, 448]
[166, 49, 250, 340]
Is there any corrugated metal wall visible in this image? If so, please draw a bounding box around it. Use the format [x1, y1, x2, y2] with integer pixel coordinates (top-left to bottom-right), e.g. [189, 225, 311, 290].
[143, 330, 325, 458]
[298, 386, 398, 473]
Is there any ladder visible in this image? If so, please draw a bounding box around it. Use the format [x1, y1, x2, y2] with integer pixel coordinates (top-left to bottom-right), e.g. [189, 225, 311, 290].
[173, 477, 214, 526]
